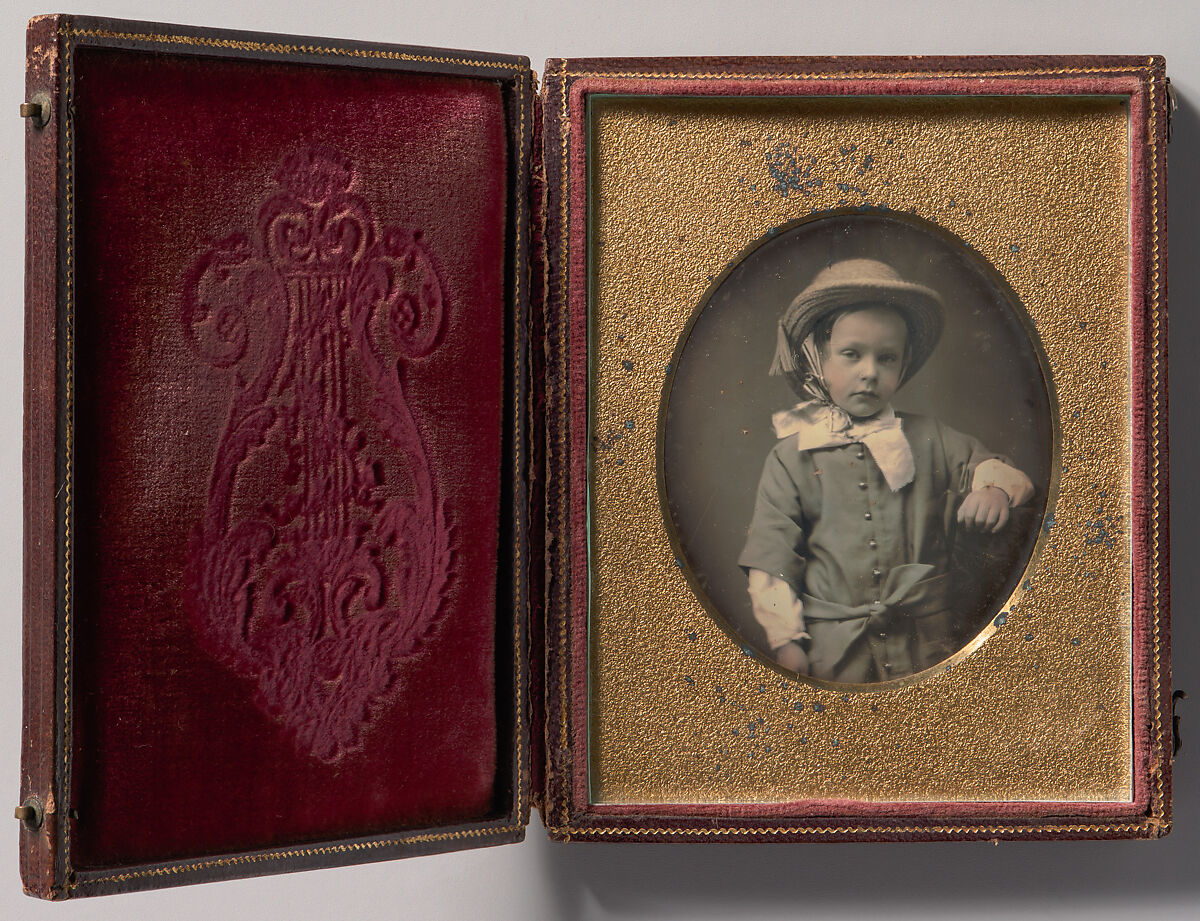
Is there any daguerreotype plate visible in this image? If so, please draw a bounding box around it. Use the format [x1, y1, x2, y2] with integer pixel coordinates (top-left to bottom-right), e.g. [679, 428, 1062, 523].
[662, 210, 1052, 691]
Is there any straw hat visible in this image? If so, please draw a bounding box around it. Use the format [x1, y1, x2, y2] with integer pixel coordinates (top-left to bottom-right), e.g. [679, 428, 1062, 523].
[770, 258, 945, 390]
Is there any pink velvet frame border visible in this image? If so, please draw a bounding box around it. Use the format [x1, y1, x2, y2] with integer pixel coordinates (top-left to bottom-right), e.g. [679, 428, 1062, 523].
[555, 64, 1169, 837]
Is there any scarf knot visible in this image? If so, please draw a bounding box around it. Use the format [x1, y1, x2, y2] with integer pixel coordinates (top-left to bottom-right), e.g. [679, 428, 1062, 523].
[772, 402, 915, 491]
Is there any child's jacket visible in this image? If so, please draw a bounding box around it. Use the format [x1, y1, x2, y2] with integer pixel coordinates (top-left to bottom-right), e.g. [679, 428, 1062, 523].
[738, 412, 1028, 683]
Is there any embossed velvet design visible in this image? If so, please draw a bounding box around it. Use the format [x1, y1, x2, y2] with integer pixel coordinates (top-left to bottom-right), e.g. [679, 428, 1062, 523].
[183, 146, 457, 764]
[70, 48, 509, 868]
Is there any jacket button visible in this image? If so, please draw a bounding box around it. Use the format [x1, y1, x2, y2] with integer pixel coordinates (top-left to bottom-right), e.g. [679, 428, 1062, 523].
[868, 539, 877, 549]
[858, 481, 868, 490]
[872, 569, 882, 581]
[864, 512, 872, 520]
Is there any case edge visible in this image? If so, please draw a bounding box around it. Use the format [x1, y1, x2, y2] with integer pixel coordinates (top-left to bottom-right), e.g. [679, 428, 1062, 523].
[21, 12, 68, 900]
[528, 69, 549, 817]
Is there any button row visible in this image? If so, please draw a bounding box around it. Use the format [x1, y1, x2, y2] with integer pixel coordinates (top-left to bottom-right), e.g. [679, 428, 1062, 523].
[862, 448, 879, 607]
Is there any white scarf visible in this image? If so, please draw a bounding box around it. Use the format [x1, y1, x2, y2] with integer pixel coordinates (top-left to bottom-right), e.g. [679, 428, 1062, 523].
[771, 402, 915, 491]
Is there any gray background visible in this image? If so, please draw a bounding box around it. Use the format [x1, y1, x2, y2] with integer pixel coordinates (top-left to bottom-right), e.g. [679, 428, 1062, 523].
[2, 1, 1197, 919]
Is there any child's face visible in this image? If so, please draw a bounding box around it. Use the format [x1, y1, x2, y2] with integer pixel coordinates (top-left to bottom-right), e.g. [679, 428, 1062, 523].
[821, 306, 907, 419]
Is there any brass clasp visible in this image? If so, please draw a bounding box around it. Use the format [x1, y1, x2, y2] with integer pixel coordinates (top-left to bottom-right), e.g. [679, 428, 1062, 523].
[20, 92, 50, 129]
[14, 796, 43, 831]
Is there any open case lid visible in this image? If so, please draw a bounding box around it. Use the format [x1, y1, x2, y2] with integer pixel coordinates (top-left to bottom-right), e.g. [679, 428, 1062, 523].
[21, 15, 533, 898]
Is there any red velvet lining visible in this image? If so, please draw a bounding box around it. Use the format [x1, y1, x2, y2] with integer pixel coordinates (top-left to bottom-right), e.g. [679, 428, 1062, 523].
[70, 47, 510, 868]
[565, 73, 1154, 823]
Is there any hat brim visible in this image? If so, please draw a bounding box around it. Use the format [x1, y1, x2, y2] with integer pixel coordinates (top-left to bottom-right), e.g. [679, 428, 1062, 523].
[784, 279, 945, 382]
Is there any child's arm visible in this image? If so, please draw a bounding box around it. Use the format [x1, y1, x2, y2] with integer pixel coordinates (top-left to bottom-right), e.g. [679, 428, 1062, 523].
[746, 568, 811, 673]
[740, 445, 819, 671]
[958, 458, 1035, 532]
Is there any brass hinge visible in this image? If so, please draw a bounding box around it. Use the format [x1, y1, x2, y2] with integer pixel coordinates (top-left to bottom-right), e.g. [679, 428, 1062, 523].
[1173, 689, 1187, 758]
[1166, 78, 1176, 143]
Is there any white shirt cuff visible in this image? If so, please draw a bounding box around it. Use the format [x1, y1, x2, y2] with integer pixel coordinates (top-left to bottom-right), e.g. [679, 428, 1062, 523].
[746, 568, 808, 650]
[972, 458, 1035, 507]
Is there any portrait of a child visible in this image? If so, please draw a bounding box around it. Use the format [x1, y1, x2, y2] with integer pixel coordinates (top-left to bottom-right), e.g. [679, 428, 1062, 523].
[737, 258, 1035, 683]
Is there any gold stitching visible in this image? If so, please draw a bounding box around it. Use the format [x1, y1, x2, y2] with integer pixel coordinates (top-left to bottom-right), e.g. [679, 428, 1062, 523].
[61, 21, 75, 883]
[74, 824, 522, 888]
[546, 821, 1152, 838]
[556, 63, 571, 830]
[64, 27, 524, 71]
[1147, 63, 1165, 826]
[563, 65, 1149, 81]
[514, 74, 527, 821]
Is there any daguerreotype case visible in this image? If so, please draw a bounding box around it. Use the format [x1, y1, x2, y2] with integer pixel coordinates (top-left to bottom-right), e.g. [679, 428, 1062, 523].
[21, 14, 1172, 899]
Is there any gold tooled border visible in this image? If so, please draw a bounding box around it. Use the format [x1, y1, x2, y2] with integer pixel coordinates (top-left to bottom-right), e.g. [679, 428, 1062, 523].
[554, 821, 1148, 839]
[555, 62, 572, 831]
[72, 825, 522, 889]
[547, 59, 1168, 840]
[1147, 66, 1166, 829]
[61, 21, 75, 884]
[56, 21, 531, 893]
[65, 26, 527, 71]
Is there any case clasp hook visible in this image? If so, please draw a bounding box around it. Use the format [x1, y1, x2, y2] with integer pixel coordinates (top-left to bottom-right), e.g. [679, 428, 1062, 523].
[20, 92, 50, 129]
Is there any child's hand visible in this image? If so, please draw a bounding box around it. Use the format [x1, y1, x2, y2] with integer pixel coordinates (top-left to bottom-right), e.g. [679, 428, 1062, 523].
[957, 485, 1011, 533]
[775, 640, 810, 674]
